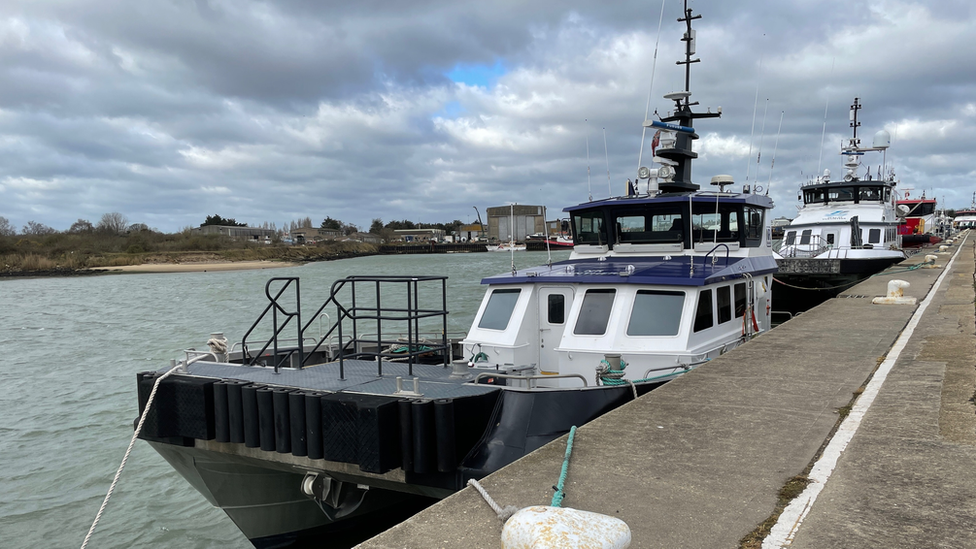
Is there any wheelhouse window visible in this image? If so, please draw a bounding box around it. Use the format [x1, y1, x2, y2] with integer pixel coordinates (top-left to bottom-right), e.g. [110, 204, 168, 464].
[799, 229, 812, 245]
[859, 186, 882, 202]
[547, 294, 565, 324]
[691, 202, 740, 243]
[613, 205, 683, 244]
[744, 206, 764, 246]
[573, 212, 608, 245]
[826, 233, 835, 245]
[827, 187, 855, 202]
[733, 283, 746, 318]
[626, 290, 684, 336]
[906, 202, 936, 216]
[868, 228, 881, 244]
[803, 189, 825, 204]
[717, 286, 732, 324]
[785, 231, 796, 245]
[693, 289, 714, 333]
[478, 289, 521, 330]
[574, 289, 616, 335]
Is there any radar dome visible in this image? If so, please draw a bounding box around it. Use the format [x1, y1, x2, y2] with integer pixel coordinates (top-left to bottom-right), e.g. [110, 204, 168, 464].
[873, 129, 891, 149]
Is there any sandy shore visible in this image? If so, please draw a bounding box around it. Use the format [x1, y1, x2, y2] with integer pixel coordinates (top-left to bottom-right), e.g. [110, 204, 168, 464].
[90, 260, 302, 274]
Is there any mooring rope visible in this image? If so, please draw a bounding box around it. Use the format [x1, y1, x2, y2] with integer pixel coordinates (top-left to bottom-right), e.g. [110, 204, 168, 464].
[80, 361, 183, 549]
[468, 424, 580, 523]
[773, 257, 935, 291]
[467, 479, 520, 522]
[550, 425, 577, 508]
[597, 358, 686, 398]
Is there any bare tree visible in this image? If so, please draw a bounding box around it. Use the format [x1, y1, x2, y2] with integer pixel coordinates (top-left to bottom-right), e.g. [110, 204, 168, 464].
[97, 212, 129, 234]
[22, 221, 57, 235]
[68, 219, 94, 233]
[0, 216, 15, 236]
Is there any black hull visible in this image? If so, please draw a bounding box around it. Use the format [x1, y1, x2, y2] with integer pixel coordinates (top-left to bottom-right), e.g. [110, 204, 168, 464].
[137, 370, 665, 547]
[901, 233, 941, 247]
[773, 256, 904, 315]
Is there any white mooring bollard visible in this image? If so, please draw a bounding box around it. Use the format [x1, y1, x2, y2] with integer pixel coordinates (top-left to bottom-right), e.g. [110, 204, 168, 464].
[872, 279, 917, 305]
[501, 506, 632, 549]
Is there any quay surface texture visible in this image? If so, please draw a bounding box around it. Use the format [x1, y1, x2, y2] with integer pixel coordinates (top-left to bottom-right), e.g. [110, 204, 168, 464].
[356, 236, 976, 549]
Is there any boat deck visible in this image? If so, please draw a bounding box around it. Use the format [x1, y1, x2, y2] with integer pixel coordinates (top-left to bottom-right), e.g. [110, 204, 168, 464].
[357, 235, 976, 548]
[182, 360, 498, 399]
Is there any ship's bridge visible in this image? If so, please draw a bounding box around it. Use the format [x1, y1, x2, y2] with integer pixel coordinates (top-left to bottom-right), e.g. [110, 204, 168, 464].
[564, 192, 773, 256]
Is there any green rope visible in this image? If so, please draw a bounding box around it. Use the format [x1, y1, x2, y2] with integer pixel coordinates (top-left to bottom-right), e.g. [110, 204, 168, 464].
[389, 344, 433, 354]
[600, 369, 692, 384]
[469, 351, 489, 363]
[869, 260, 934, 277]
[551, 425, 577, 508]
[598, 358, 697, 385]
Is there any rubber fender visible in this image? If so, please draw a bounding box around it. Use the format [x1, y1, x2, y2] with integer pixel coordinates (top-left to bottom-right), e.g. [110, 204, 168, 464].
[242, 384, 263, 448]
[225, 380, 248, 444]
[272, 388, 293, 454]
[304, 392, 324, 459]
[213, 381, 230, 443]
[289, 390, 307, 457]
[256, 387, 275, 451]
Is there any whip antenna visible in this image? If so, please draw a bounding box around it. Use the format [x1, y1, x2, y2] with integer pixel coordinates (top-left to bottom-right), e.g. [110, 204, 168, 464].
[585, 119, 592, 201]
[637, 0, 668, 172]
[604, 127, 612, 196]
[816, 57, 836, 176]
[754, 98, 769, 189]
[766, 110, 784, 194]
[745, 55, 763, 183]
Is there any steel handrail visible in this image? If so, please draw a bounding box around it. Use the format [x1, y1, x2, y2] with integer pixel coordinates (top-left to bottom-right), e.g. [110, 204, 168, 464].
[471, 372, 588, 387]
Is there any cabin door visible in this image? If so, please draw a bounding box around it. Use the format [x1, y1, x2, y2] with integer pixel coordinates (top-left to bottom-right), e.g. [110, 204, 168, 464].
[538, 286, 575, 375]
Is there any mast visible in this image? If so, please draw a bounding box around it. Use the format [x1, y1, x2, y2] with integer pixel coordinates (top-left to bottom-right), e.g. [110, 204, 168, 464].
[849, 97, 861, 148]
[647, 0, 721, 193]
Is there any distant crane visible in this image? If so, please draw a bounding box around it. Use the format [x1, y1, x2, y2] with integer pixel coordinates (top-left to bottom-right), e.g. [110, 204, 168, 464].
[473, 206, 486, 241]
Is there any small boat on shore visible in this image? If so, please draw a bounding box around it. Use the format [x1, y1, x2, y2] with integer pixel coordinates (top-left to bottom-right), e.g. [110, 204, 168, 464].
[485, 242, 526, 252]
[133, 4, 776, 546]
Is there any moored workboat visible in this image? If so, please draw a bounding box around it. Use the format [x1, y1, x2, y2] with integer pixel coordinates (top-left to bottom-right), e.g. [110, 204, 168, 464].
[774, 98, 908, 313]
[898, 193, 942, 247]
[953, 194, 976, 230]
[133, 4, 776, 546]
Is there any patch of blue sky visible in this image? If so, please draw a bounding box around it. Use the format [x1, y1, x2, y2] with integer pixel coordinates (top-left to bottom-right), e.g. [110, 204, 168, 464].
[446, 59, 508, 88]
[434, 100, 464, 119]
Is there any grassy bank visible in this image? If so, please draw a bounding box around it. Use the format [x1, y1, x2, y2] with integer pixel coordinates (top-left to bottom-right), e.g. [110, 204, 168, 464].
[0, 230, 378, 276]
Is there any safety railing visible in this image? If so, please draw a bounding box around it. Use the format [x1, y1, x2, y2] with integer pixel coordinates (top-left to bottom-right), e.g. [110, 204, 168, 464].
[240, 275, 451, 378]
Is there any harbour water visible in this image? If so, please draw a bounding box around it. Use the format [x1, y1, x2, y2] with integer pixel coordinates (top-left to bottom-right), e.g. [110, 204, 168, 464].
[0, 251, 569, 548]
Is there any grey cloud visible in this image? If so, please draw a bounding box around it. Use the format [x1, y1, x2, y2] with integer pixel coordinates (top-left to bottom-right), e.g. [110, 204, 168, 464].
[0, 0, 974, 234]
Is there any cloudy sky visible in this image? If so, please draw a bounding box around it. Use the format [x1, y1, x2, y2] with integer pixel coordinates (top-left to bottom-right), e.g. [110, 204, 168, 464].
[1, 0, 974, 234]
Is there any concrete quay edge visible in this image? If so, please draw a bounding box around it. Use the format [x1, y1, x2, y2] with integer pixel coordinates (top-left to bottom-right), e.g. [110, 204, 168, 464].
[357, 236, 976, 549]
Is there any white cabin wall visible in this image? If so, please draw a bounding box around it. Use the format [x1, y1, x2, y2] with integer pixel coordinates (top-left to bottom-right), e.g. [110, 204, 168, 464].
[462, 285, 537, 369]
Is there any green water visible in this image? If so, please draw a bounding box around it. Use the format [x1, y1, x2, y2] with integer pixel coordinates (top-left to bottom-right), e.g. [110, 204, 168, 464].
[0, 251, 569, 548]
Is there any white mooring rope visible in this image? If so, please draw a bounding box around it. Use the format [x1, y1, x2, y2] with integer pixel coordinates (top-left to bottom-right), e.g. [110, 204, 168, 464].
[80, 361, 183, 549]
[467, 479, 519, 522]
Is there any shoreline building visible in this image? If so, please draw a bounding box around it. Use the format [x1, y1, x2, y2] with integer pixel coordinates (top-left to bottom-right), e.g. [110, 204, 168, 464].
[486, 204, 545, 242]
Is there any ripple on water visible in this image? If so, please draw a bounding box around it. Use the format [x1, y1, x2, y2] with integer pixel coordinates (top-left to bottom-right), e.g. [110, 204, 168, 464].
[0, 252, 569, 547]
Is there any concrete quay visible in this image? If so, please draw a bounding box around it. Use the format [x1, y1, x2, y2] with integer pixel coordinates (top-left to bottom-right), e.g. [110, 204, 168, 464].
[357, 235, 976, 549]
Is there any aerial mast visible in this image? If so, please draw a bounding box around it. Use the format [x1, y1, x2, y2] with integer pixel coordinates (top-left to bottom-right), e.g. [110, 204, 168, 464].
[648, 0, 721, 193]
